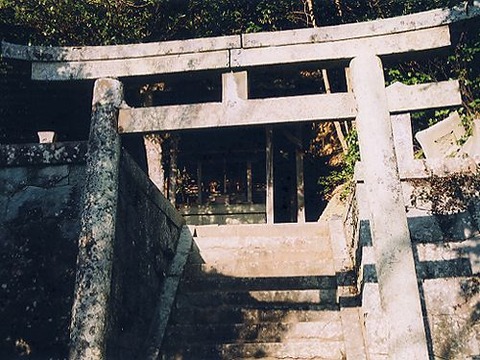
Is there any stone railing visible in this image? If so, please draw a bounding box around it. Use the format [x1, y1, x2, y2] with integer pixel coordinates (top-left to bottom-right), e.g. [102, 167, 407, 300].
[68, 79, 187, 360]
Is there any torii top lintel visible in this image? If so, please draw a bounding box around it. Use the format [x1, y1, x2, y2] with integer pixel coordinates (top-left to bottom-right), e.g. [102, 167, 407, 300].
[1, 2, 479, 81]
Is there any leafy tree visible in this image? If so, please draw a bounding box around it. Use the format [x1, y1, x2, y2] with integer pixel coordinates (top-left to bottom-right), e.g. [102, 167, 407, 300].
[0, 0, 478, 196]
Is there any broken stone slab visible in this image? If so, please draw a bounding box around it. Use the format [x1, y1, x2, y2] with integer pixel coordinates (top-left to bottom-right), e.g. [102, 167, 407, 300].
[415, 111, 466, 158]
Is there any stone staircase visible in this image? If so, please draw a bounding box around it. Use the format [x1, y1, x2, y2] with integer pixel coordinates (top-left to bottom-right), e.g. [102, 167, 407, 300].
[159, 222, 367, 360]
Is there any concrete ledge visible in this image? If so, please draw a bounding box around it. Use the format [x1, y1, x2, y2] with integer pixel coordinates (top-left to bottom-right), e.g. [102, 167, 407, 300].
[1, 35, 240, 62]
[118, 93, 356, 133]
[31, 50, 230, 81]
[0, 141, 87, 166]
[119, 80, 460, 133]
[386, 80, 461, 113]
[180, 203, 266, 215]
[355, 156, 480, 181]
[232, 26, 451, 68]
[242, 2, 480, 48]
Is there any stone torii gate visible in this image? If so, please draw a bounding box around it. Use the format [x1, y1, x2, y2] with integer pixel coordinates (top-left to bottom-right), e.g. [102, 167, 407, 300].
[2, 3, 479, 359]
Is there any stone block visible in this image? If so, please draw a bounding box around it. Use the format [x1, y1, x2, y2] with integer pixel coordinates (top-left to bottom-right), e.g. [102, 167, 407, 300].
[448, 235, 480, 275]
[6, 185, 75, 221]
[361, 283, 388, 359]
[68, 164, 86, 186]
[0, 194, 7, 218]
[391, 113, 414, 170]
[415, 111, 466, 158]
[222, 71, 248, 104]
[0, 167, 28, 196]
[27, 165, 69, 188]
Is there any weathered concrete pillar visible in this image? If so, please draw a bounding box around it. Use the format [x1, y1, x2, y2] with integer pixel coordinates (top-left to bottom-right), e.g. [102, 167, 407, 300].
[69, 78, 123, 360]
[295, 126, 305, 223]
[246, 160, 253, 204]
[222, 71, 248, 103]
[266, 126, 274, 224]
[168, 135, 179, 206]
[350, 54, 429, 360]
[197, 161, 203, 204]
[144, 133, 165, 193]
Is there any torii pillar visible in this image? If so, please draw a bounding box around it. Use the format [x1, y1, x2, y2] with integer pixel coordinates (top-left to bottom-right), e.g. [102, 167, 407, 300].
[350, 53, 429, 360]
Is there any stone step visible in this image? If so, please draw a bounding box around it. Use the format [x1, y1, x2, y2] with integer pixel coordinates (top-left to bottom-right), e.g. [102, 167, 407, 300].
[180, 275, 337, 292]
[185, 259, 336, 277]
[188, 247, 334, 266]
[340, 307, 368, 360]
[176, 289, 338, 308]
[190, 222, 329, 238]
[165, 320, 344, 344]
[161, 340, 346, 360]
[193, 235, 332, 251]
[169, 306, 341, 325]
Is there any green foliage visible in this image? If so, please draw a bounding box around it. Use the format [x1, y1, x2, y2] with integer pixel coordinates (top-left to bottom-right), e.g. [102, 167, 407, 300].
[0, 0, 478, 201]
[318, 129, 360, 200]
[384, 15, 479, 149]
[0, 0, 307, 46]
[0, 0, 161, 45]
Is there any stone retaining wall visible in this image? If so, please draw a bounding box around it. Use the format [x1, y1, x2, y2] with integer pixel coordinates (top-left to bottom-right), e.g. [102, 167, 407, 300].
[105, 151, 184, 359]
[0, 141, 185, 359]
[0, 142, 87, 359]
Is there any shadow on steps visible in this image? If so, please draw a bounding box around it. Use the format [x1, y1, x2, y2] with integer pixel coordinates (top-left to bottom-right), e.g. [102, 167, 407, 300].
[159, 224, 360, 360]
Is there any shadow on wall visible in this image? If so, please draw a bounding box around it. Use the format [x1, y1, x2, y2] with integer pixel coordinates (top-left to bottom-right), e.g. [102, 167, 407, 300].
[0, 163, 85, 359]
